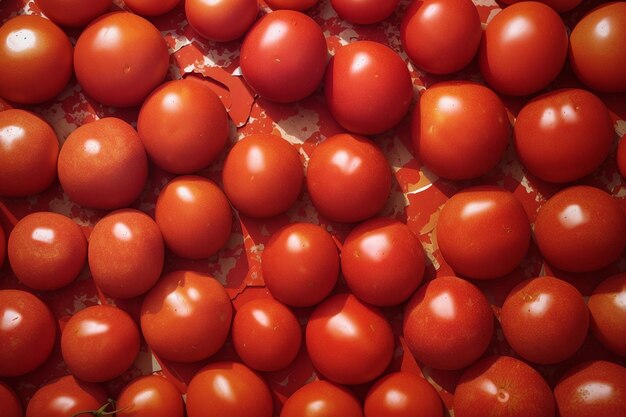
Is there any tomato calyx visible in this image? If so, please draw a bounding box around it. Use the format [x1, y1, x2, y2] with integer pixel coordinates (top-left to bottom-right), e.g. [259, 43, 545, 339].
[71, 399, 127, 417]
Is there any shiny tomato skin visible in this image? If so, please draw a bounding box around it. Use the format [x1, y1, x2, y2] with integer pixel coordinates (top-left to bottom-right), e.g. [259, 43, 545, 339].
[0, 289, 56, 377]
[588, 273, 626, 357]
[0, 381, 22, 417]
[74, 11, 169, 107]
[325, 41, 412, 135]
[123, 0, 181, 16]
[117, 375, 184, 417]
[281, 380, 363, 417]
[265, 0, 319, 11]
[154, 175, 232, 259]
[0, 109, 59, 197]
[499, 0, 581, 13]
[412, 81, 510, 180]
[478, 2, 568, 96]
[35, 0, 112, 27]
[534, 185, 626, 272]
[25, 375, 108, 417]
[8, 211, 87, 291]
[306, 293, 394, 385]
[185, 0, 259, 42]
[330, 0, 399, 24]
[618, 134, 626, 178]
[0, 15, 73, 104]
[403, 276, 494, 370]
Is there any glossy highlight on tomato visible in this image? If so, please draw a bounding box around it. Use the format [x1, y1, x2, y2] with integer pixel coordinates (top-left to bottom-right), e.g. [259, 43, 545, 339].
[281, 380, 363, 417]
[588, 273, 626, 357]
[117, 375, 184, 417]
[25, 375, 108, 417]
[185, 0, 259, 42]
[365, 371, 443, 417]
[35, 0, 112, 27]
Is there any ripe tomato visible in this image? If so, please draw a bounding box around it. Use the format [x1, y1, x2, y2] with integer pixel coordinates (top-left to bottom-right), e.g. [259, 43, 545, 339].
[306, 293, 394, 385]
[25, 375, 108, 417]
[341, 217, 425, 307]
[0, 289, 56, 377]
[8, 211, 87, 291]
[222, 134, 303, 218]
[185, 0, 259, 42]
[123, 0, 181, 16]
[0, 381, 22, 417]
[117, 375, 184, 417]
[261, 222, 339, 307]
[265, 0, 319, 11]
[499, 0, 581, 13]
[401, 0, 481, 74]
[281, 380, 363, 417]
[0, 109, 59, 197]
[186, 361, 273, 417]
[306, 133, 392, 223]
[588, 273, 626, 357]
[140, 270, 232, 363]
[325, 41, 412, 135]
[240, 10, 328, 103]
[138, 78, 228, 174]
[61, 304, 140, 382]
[478, 2, 568, 96]
[88, 209, 164, 299]
[403, 276, 494, 370]
[0, 15, 72, 104]
[155, 175, 232, 259]
[0, 224, 5, 268]
[35, 0, 112, 27]
[618, 133, 626, 178]
[412, 81, 510, 180]
[501, 276, 588, 364]
[436, 186, 530, 280]
[569, 2, 626, 93]
[330, 0, 399, 24]
[74, 11, 169, 107]
[454, 356, 554, 417]
[534, 185, 626, 272]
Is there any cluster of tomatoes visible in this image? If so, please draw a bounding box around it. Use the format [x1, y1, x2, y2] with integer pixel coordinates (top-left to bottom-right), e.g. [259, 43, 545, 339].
[1, 0, 626, 416]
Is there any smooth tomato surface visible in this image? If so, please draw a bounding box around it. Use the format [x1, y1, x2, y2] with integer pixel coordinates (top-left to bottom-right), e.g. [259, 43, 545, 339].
[265, 0, 319, 11]
[0, 225, 5, 268]
[588, 273, 626, 357]
[281, 380, 363, 417]
[499, 0, 581, 13]
[0, 381, 22, 417]
[185, 0, 258, 42]
[330, 0, 399, 24]
[365, 371, 443, 417]
[618, 133, 626, 178]
[25, 375, 108, 417]
[123, 0, 180, 16]
[35, 0, 112, 27]
[117, 375, 184, 417]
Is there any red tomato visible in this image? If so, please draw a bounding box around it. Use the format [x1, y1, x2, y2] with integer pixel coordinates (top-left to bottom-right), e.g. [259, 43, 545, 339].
[140, 270, 233, 363]
[35, 0, 112, 27]
[74, 11, 169, 107]
[265, 0, 319, 11]
[618, 133, 626, 178]
[436, 186, 530, 280]
[281, 380, 363, 417]
[61, 304, 140, 382]
[403, 276, 494, 370]
[325, 41, 412, 135]
[261, 222, 339, 307]
[341, 217, 425, 306]
[0, 381, 23, 417]
[0, 224, 5, 268]
[478, 2, 568, 96]
[0, 15, 72, 104]
[123, 0, 180, 16]
[306, 133, 392, 223]
[8, 211, 87, 291]
[185, 0, 259, 42]
[0, 289, 56, 377]
[88, 209, 164, 299]
[554, 361, 626, 417]
[412, 81, 510, 180]
[569, 2, 626, 93]
[534, 185, 626, 272]
[454, 356, 554, 417]
[306, 293, 394, 385]
[222, 134, 304, 218]
[186, 361, 273, 417]
[401, 0, 481, 74]
[232, 298, 302, 371]
[365, 371, 443, 417]
[117, 375, 184, 417]
[499, 0, 581, 13]
[501, 276, 588, 364]
[155, 175, 232, 259]
[330, 0, 399, 24]
[0, 109, 59, 197]
[25, 375, 108, 417]
[588, 273, 626, 357]
[138, 78, 228, 174]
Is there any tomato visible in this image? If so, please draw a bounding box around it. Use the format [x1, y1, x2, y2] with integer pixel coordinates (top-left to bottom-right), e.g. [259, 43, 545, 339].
[306, 293, 394, 385]
[341, 217, 425, 307]
[401, 0, 481, 74]
[501, 276, 588, 364]
[265, 0, 319, 11]
[325, 41, 412, 135]
[261, 222, 339, 307]
[8, 211, 87, 291]
[454, 356, 554, 417]
[534, 185, 626, 272]
[281, 380, 363, 417]
[0, 381, 22, 417]
[0, 15, 72, 104]
[185, 0, 259, 42]
[499, 0, 581, 13]
[74, 11, 169, 107]
[588, 273, 626, 357]
[35, 0, 112, 27]
[403, 276, 494, 370]
[0, 109, 58, 197]
[61, 304, 140, 382]
[25, 375, 108, 417]
[232, 298, 302, 372]
[412, 81, 510, 180]
[88, 209, 164, 299]
[330, 0, 399, 24]
[222, 134, 304, 218]
[365, 371, 443, 417]
[137, 78, 228, 174]
[306, 133, 392, 223]
[554, 361, 626, 417]
[0, 224, 5, 268]
[569, 2, 626, 93]
[0, 289, 56, 377]
[117, 375, 184, 417]
[186, 361, 273, 417]
[123, 0, 181, 16]
[478, 2, 568, 96]
[436, 186, 530, 280]
[618, 133, 626, 178]
[140, 270, 232, 363]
